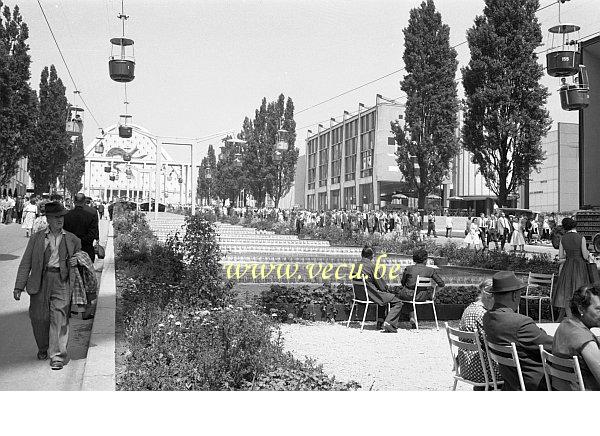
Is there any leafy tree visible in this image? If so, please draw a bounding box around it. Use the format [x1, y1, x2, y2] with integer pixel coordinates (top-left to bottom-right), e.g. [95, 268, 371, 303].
[0, 2, 37, 187]
[197, 144, 217, 204]
[63, 135, 84, 198]
[265, 96, 299, 208]
[28, 65, 72, 194]
[243, 101, 269, 206]
[212, 135, 245, 206]
[391, 0, 459, 209]
[462, 0, 551, 206]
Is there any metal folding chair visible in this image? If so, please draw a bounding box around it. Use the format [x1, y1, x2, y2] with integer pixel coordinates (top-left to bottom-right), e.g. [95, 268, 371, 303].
[539, 345, 585, 391]
[482, 331, 525, 391]
[445, 322, 497, 390]
[398, 275, 438, 330]
[521, 272, 555, 323]
[346, 277, 389, 332]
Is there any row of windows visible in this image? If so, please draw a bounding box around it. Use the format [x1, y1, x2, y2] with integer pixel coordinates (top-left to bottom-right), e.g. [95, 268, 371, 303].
[306, 185, 377, 210]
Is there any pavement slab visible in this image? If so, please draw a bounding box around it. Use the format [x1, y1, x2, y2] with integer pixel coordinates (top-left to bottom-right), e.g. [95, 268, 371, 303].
[0, 219, 109, 390]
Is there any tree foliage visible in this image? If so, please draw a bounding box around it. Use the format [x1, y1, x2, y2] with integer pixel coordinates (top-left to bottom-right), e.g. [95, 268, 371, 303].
[212, 135, 246, 206]
[0, 2, 37, 187]
[265, 96, 298, 208]
[197, 143, 216, 203]
[28, 65, 72, 194]
[461, 0, 551, 206]
[391, 0, 459, 209]
[63, 135, 84, 198]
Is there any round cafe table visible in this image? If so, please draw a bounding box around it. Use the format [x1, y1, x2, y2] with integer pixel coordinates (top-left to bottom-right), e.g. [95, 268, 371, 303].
[537, 322, 600, 337]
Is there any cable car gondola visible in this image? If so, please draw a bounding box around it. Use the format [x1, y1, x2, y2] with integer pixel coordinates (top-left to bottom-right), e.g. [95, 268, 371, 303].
[95, 140, 104, 154]
[109, 4, 135, 83]
[119, 114, 133, 138]
[546, 23, 581, 77]
[104, 162, 112, 173]
[66, 105, 84, 136]
[559, 65, 590, 111]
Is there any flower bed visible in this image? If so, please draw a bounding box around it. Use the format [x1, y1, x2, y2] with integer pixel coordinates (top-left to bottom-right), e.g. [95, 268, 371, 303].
[114, 209, 360, 390]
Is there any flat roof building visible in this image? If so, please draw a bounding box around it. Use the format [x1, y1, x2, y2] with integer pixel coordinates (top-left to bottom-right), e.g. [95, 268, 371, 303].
[304, 94, 405, 211]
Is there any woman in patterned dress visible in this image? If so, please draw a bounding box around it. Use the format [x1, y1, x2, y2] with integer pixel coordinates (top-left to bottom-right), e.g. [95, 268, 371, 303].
[553, 217, 592, 320]
[457, 279, 502, 389]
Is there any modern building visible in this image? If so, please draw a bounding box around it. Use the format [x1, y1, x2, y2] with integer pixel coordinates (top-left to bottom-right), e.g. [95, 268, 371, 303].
[83, 123, 200, 206]
[1, 157, 31, 197]
[580, 35, 600, 208]
[528, 122, 579, 213]
[292, 154, 306, 208]
[303, 94, 406, 211]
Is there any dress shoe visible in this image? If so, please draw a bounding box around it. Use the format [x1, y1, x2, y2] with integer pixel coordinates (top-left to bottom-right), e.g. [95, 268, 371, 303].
[382, 322, 397, 333]
[37, 351, 48, 360]
[50, 360, 63, 370]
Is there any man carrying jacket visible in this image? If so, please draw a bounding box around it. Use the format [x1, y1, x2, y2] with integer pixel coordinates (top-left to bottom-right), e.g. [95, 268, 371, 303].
[13, 202, 81, 370]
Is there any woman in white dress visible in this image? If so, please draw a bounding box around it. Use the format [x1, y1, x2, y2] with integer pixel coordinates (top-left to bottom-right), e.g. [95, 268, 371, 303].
[464, 218, 482, 251]
[21, 198, 38, 237]
[510, 217, 525, 252]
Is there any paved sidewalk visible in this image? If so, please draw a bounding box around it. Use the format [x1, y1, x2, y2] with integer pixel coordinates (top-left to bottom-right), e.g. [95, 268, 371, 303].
[0, 220, 109, 390]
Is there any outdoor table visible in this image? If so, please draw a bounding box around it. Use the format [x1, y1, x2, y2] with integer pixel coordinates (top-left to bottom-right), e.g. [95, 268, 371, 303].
[537, 322, 600, 337]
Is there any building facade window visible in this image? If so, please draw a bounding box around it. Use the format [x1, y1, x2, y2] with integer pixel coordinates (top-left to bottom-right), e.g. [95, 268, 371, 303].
[306, 194, 315, 210]
[307, 138, 318, 190]
[317, 192, 328, 210]
[318, 133, 329, 187]
[343, 186, 356, 209]
[330, 189, 340, 210]
[330, 125, 343, 185]
[344, 119, 358, 181]
[360, 111, 375, 178]
[359, 183, 373, 208]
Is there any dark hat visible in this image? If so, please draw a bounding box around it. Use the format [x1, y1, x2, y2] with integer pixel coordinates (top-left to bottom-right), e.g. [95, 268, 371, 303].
[44, 201, 68, 217]
[489, 271, 525, 294]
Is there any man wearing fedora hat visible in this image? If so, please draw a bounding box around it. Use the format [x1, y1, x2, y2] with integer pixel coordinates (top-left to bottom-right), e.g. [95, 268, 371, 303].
[482, 271, 554, 390]
[13, 201, 82, 370]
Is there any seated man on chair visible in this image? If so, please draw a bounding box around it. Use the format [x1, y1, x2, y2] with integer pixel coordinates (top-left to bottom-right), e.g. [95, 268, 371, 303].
[398, 248, 445, 328]
[482, 271, 554, 390]
[359, 246, 403, 333]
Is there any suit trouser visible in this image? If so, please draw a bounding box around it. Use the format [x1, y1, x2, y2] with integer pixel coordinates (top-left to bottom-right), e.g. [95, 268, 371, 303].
[29, 271, 71, 362]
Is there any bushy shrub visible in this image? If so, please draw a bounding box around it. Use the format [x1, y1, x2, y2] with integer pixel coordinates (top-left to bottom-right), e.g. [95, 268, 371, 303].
[119, 301, 360, 391]
[113, 209, 156, 263]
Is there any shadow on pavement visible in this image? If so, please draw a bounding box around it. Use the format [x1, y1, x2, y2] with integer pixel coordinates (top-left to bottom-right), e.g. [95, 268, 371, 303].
[0, 310, 94, 375]
[0, 254, 19, 262]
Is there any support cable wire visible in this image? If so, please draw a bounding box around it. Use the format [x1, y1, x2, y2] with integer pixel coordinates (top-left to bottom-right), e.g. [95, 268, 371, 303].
[37, 0, 102, 128]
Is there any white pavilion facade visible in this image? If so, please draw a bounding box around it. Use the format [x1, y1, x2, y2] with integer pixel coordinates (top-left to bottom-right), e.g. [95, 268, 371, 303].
[83, 123, 199, 206]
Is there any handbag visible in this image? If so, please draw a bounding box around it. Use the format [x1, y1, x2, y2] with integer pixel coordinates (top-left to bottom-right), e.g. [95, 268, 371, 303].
[94, 242, 106, 259]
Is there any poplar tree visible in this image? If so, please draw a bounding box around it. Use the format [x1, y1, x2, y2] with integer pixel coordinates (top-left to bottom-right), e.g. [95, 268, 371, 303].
[63, 135, 84, 198]
[0, 2, 37, 187]
[28, 65, 72, 194]
[391, 0, 459, 209]
[462, 0, 551, 206]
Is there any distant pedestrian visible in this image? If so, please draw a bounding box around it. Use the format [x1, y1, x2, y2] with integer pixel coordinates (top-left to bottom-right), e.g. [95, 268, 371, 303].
[97, 202, 105, 220]
[13, 202, 81, 370]
[21, 198, 38, 237]
[444, 212, 453, 238]
[63, 193, 99, 263]
[15, 195, 24, 224]
[427, 211, 437, 238]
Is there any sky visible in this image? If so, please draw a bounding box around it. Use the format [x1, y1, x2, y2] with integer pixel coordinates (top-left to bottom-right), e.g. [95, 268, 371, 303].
[12, 0, 600, 160]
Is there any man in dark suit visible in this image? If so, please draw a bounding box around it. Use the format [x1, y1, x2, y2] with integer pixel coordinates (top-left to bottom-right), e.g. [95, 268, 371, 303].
[398, 248, 445, 328]
[358, 246, 404, 333]
[63, 193, 99, 262]
[482, 271, 553, 390]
